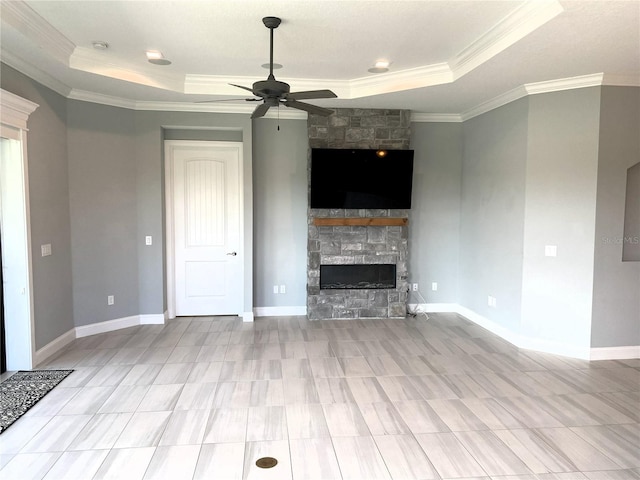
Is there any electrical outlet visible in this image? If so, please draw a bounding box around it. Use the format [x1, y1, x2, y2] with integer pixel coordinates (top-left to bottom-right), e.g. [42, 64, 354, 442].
[412, 283, 418, 291]
[431, 282, 438, 291]
[145, 236, 152, 246]
[487, 296, 497, 308]
[280, 285, 286, 294]
[545, 245, 557, 257]
[273, 285, 279, 294]
[41, 244, 52, 257]
[107, 295, 114, 305]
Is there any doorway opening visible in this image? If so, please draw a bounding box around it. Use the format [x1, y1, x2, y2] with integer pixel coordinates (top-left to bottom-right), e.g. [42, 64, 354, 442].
[1, 90, 38, 371]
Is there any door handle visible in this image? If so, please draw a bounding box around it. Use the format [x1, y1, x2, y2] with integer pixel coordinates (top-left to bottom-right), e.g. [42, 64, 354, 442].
[226, 251, 237, 256]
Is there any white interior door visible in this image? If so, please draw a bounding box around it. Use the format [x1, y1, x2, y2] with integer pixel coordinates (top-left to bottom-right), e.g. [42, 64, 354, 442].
[169, 141, 243, 316]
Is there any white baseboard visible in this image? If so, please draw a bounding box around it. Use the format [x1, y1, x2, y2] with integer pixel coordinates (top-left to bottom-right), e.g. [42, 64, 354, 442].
[35, 313, 168, 366]
[34, 328, 76, 366]
[416, 303, 636, 361]
[242, 311, 255, 322]
[139, 314, 165, 324]
[253, 306, 307, 317]
[590, 345, 640, 360]
[419, 303, 460, 313]
[454, 305, 525, 353]
[76, 315, 141, 338]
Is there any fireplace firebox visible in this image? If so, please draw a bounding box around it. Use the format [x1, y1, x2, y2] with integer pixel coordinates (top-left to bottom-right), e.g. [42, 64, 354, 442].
[320, 264, 396, 290]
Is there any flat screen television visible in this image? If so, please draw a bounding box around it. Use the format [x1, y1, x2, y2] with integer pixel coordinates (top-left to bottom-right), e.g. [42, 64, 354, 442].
[310, 148, 414, 209]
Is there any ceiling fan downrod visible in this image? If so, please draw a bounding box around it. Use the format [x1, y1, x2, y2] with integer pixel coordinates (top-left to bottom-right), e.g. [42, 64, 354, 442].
[262, 16, 281, 80]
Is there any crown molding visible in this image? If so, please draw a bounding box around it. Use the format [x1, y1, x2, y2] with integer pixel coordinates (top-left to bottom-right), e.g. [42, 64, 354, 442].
[67, 89, 307, 118]
[460, 73, 605, 122]
[70, 47, 185, 92]
[187, 63, 453, 100]
[139, 100, 255, 113]
[68, 89, 137, 109]
[458, 72, 635, 121]
[411, 113, 462, 123]
[185, 75, 262, 95]
[136, 100, 306, 119]
[450, 0, 563, 79]
[185, 74, 354, 98]
[1, 49, 72, 98]
[349, 63, 453, 98]
[1, 1, 75, 64]
[461, 85, 528, 121]
[524, 73, 604, 95]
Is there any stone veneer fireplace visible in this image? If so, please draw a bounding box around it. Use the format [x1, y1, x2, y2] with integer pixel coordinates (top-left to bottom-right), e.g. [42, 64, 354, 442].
[307, 108, 411, 320]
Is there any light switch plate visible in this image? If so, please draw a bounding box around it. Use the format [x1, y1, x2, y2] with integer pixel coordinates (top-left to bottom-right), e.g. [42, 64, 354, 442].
[41, 244, 52, 257]
[545, 245, 557, 257]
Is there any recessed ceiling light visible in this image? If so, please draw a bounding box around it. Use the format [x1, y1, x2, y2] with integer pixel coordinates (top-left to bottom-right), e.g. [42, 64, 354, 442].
[368, 60, 390, 74]
[149, 58, 172, 65]
[146, 50, 172, 66]
[92, 41, 109, 50]
[262, 63, 283, 70]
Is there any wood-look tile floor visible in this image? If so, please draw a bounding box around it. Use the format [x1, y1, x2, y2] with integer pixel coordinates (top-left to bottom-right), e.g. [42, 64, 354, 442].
[1, 313, 638, 480]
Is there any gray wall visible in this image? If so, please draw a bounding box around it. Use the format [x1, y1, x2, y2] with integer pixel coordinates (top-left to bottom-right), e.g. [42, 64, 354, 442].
[133, 110, 253, 316]
[67, 100, 138, 326]
[253, 119, 308, 308]
[1, 64, 74, 349]
[521, 88, 602, 351]
[591, 86, 640, 347]
[3, 60, 639, 352]
[459, 99, 529, 331]
[409, 122, 462, 304]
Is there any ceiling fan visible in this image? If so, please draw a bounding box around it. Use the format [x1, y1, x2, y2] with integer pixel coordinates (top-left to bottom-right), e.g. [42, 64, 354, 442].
[202, 16, 337, 119]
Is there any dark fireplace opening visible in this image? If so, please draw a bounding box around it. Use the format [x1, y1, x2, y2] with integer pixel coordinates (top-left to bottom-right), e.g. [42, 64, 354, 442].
[320, 264, 396, 290]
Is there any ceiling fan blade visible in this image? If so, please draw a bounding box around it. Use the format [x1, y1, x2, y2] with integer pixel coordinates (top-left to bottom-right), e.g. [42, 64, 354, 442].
[230, 83, 256, 94]
[196, 98, 260, 103]
[284, 99, 334, 117]
[287, 89, 337, 100]
[251, 103, 271, 119]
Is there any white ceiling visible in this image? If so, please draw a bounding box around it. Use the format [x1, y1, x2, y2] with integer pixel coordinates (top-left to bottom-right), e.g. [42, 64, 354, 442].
[1, 0, 638, 118]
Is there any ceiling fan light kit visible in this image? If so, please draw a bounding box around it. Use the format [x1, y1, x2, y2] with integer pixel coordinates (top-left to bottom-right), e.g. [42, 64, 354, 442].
[222, 16, 338, 119]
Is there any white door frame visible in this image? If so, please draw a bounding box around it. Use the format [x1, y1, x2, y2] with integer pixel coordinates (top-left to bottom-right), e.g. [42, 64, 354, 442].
[164, 140, 246, 320]
[0, 89, 39, 370]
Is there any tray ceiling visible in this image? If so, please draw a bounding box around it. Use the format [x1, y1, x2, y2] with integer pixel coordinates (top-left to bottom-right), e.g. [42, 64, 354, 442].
[1, 0, 638, 117]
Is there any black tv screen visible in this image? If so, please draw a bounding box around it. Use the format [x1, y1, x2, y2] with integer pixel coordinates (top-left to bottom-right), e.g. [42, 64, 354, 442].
[310, 148, 414, 209]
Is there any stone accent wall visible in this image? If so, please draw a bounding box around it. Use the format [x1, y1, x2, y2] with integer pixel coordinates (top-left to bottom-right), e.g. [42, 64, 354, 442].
[308, 109, 411, 150]
[307, 109, 411, 320]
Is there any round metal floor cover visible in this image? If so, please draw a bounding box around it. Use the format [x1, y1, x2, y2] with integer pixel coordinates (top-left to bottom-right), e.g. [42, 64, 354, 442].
[256, 457, 278, 469]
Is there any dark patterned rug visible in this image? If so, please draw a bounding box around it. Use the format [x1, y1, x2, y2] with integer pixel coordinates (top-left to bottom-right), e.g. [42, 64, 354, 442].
[0, 369, 73, 434]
